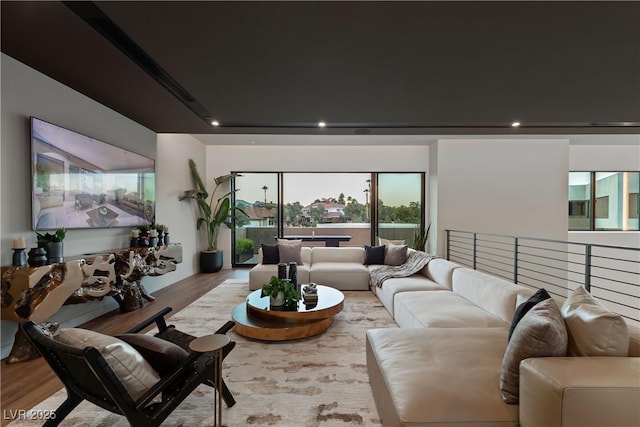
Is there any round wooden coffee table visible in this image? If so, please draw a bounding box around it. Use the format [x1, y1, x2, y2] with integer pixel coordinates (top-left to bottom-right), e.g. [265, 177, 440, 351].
[231, 285, 344, 341]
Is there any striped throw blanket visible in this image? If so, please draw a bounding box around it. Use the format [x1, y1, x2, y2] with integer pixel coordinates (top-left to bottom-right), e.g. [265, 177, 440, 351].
[370, 251, 437, 288]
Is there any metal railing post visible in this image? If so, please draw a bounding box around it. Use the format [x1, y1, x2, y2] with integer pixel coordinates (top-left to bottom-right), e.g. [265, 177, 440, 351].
[584, 245, 592, 292]
[473, 233, 477, 270]
[513, 237, 519, 284]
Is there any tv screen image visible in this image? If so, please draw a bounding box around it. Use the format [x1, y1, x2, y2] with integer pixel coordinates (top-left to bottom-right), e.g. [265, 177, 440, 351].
[31, 117, 156, 230]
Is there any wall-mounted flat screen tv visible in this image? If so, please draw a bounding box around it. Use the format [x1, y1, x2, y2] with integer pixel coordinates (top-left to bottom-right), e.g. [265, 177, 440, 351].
[31, 117, 155, 230]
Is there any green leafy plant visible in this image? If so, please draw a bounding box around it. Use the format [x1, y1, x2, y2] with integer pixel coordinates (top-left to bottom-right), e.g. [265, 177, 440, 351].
[179, 159, 246, 251]
[138, 224, 150, 235]
[412, 221, 431, 251]
[36, 227, 66, 243]
[236, 238, 254, 253]
[155, 224, 165, 233]
[260, 276, 299, 306]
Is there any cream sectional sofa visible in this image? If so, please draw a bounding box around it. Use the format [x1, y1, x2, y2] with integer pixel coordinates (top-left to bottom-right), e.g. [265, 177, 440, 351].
[249, 246, 640, 426]
[367, 262, 640, 427]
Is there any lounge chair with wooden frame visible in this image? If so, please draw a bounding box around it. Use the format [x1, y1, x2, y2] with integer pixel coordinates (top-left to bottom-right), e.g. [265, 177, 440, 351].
[20, 307, 236, 426]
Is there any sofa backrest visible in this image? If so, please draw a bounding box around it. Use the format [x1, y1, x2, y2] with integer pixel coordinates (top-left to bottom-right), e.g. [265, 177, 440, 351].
[258, 247, 312, 265]
[420, 258, 462, 290]
[452, 268, 535, 324]
[628, 327, 640, 357]
[311, 247, 365, 264]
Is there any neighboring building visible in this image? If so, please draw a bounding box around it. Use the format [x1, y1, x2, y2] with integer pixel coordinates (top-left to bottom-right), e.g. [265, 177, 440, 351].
[244, 206, 276, 227]
[302, 201, 345, 223]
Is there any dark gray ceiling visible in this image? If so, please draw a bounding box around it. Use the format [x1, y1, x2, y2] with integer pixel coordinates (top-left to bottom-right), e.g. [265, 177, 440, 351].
[2, 1, 639, 135]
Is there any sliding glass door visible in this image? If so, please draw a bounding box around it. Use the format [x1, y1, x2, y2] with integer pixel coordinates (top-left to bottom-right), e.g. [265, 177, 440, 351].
[232, 172, 425, 266]
[233, 173, 279, 265]
[377, 173, 424, 248]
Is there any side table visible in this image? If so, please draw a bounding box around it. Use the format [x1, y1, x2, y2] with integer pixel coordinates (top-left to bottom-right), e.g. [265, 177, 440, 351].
[189, 334, 230, 427]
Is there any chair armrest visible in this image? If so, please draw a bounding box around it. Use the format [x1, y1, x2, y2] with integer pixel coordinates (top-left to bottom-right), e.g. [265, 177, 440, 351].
[519, 357, 640, 427]
[126, 307, 173, 334]
[215, 320, 236, 336]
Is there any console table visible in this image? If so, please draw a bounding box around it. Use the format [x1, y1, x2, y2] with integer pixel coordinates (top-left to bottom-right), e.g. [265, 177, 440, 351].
[278, 235, 352, 247]
[1, 244, 182, 363]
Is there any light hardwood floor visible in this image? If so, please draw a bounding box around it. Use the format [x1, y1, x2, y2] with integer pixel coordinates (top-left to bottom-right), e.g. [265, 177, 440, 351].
[0, 268, 249, 427]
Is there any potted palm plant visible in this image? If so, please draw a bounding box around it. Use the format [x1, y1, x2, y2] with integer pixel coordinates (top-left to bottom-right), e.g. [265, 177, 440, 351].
[180, 159, 246, 273]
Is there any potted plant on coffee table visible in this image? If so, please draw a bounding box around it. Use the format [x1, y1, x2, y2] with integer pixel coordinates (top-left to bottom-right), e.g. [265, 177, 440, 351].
[180, 159, 246, 273]
[261, 276, 300, 309]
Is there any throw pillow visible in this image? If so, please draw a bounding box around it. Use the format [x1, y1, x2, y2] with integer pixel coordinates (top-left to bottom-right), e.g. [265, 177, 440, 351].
[277, 239, 303, 264]
[378, 237, 406, 246]
[116, 334, 189, 376]
[56, 328, 160, 400]
[261, 244, 280, 264]
[364, 245, 386, 265]
[508, 288, 551, 341]
[384, 243, 408, 266]
[561, 286, 629, 356]
[500, 298, 568, 404]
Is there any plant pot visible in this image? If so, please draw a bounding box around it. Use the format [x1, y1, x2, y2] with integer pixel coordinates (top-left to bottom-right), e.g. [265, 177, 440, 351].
[41, 242, 64, 263]
[270, 291, 285, 307]
[200, 250, 223, 273]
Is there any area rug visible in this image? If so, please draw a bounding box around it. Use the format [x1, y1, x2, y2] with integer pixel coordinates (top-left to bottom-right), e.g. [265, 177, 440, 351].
[12, 280, 397, 426]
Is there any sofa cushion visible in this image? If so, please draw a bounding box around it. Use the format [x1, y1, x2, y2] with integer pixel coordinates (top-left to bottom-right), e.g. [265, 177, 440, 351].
[384, 243, 408, 266]
[375, 275, 448, 317]
[561, 286, 629, 357]
[367, 328, 518, 426]
[452, 268, 535, 324]
[116, 334, 189, 376]
[56, 328, 160, 400]
[277, 239, 302, 264]
[309, 262, 371, 290]
[311, 247, 365, 263]
[508, 288, 551, 341]
[261, 244, 279, 264]
[364, 245, 386, 265]
[394, 291, 510, 329]
[419, 257, 461, 290]
[500, 298, 568, 404]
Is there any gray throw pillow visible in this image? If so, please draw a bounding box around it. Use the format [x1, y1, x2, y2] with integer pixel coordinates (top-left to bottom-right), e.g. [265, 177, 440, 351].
[384, 243, 408, 266]
[500, 298, 568, 404]
[277, 239, 303, 264]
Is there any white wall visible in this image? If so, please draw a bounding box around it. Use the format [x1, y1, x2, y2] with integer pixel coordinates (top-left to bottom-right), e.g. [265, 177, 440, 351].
[0, 55, 198, 358]
[206, 144, 431, 268]
[157, 134, 206, 274]
[433, 139, 571, 255]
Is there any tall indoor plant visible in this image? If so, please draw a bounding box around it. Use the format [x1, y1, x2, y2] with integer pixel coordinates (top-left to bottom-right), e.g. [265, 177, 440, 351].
[179, 159, 245, 273]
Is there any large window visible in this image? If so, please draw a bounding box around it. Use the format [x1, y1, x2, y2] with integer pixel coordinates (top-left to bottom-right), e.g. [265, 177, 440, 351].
[232, 172, 426, 265]
[569, 172, 639, 231]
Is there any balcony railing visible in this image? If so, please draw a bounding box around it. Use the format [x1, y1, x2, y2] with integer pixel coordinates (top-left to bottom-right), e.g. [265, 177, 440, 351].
[446, 229, 640, 326]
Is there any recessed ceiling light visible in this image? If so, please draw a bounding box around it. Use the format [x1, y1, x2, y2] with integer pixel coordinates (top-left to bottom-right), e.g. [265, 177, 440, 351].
[318, 121, 326, 127]
[211, 120, 220, 126]
[511, 121, 521, 127]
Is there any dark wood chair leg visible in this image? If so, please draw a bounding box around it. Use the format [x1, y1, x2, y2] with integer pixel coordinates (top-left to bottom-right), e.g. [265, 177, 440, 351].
[44, 393, 83, 427]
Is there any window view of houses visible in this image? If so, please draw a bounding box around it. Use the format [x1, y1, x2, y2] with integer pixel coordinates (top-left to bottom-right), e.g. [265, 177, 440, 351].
[233, 172, 424, 265]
